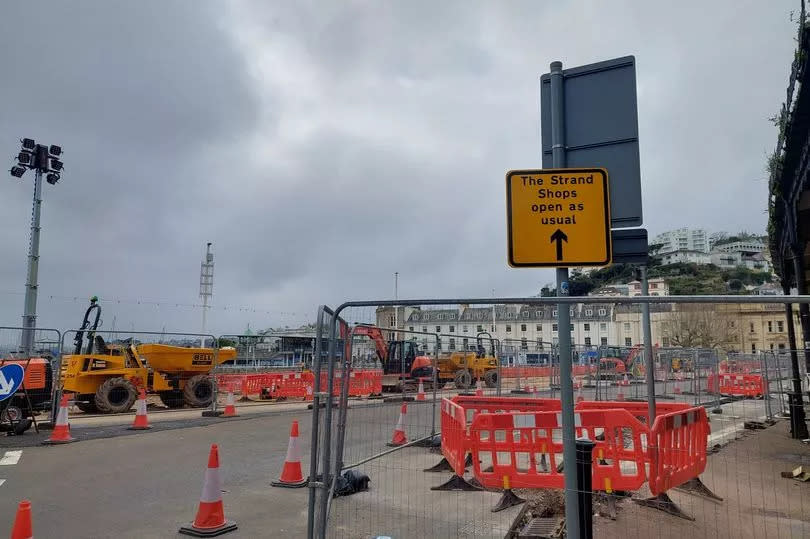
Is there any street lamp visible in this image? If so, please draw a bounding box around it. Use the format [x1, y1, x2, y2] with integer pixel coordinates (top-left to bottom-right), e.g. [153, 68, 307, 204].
[9, 137, 64, 357]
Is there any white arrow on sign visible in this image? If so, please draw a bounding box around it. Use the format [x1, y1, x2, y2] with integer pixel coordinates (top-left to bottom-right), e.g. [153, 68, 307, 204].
[0, 372, 15, 396]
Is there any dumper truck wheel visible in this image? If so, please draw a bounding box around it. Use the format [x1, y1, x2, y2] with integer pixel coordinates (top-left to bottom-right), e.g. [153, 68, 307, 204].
[183, 375, 214, 408]
[454, 369, 473, 390]
[94, 377, 137, 414]
[74, 401, 98, 414]
[484, 369, 498, 388]
[158, 390, 185, 408]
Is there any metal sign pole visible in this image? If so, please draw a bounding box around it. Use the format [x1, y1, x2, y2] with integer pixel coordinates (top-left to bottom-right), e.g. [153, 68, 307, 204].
[550, 59, 580, 539]
[641, 266, 656, 423]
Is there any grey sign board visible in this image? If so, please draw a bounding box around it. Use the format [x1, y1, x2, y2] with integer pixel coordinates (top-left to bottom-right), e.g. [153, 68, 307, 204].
[541, 56, 642, 228]
[611, 228, 648, 264]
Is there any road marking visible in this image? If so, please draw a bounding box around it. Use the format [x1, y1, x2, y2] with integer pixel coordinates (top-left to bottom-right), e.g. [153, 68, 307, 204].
[0, 479, 5, 487]
[0, 450, 22, 465]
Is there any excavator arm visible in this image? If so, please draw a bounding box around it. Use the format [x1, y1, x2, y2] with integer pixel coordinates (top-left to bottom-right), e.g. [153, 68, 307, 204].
[352, 325, 388, 363]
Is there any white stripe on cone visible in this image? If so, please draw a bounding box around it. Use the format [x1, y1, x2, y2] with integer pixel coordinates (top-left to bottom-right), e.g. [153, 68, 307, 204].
[56, 405, 68, 426]
[286, 433, 301, 463]
[200, 467, 224, 503]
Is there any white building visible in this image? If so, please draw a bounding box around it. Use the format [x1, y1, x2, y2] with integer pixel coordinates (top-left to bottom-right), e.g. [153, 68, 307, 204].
[709, 237, 771, 272]
[589, 284, 629, 297]
[653, 228, 710, 253]
[402, 304, 618, 356]
[713, 239, 766, 254]
[657, 249, 712, 265]
[710, 251, 771, 272]
[628, 277, 669, 296]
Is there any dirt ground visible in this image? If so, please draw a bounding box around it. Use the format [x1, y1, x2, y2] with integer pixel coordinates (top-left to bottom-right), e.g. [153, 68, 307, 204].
[593, 419, 810, 539]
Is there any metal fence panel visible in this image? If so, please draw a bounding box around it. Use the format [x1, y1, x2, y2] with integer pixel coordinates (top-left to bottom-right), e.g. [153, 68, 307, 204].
[0, 326, 61, 429]
[307, 296, 810, 539]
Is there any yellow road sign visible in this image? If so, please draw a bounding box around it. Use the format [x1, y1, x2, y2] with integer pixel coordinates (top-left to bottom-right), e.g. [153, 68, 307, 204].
[506, 168, 612, 267]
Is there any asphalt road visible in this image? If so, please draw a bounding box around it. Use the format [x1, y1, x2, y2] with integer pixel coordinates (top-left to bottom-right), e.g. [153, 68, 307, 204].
[0, 381, 781, 538]
[0, 397, 442, 538]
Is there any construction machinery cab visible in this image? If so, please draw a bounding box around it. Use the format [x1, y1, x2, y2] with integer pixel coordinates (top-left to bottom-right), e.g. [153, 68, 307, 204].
[385, 339, 433, 379]
[475, 332, 497, 359]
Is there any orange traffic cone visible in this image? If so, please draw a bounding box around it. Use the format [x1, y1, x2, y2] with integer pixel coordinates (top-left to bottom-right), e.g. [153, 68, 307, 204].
[128, 388, 152, 430]
[10, 500, 32, 539]
[416, 379, 426, 401]
[387, 403, 408, 447]
[475, 379, 484, 397]
[272, 420, 307, 488]
[616, 391, 625, 401]
[222, 389, 238, 418]
[621, 373, 630, 387]
[576, 383, 584, 403]
[43, 393, 75, 444]
[179, 444, 237, 537]
[239, 378, 251, 402]
[674, 379, 682, 395]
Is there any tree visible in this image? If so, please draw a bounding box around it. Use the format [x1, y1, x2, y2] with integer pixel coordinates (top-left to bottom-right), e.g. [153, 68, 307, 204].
[661, 305, 736, 350]
[648, 242, 666, 257]
[728, 278, 743, 292]
[540, 284, 555, 297]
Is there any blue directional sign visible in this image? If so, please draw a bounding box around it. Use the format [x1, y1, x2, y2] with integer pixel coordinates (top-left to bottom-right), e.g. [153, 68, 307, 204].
[0, 364, 24, 402]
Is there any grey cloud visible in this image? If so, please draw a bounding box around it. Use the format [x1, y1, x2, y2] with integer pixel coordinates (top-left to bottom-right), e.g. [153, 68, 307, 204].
[0, 0, 798, 337]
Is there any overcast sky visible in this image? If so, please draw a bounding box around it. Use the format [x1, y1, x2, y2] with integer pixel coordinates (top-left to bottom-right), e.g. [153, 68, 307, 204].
[0, 1, 798, 337]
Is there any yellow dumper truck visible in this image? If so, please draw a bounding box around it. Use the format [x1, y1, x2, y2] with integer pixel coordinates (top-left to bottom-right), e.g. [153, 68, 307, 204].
[60, 298, 235, 413]
[61, 340, 236, 413]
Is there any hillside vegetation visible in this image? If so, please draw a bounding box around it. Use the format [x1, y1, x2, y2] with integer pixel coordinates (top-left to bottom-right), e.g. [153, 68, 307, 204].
[566, 262, 773, 296]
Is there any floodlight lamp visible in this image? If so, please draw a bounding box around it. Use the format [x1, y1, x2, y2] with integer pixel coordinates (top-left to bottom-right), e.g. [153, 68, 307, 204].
[46, 173, 60, 185]
[17, 151, 32, 165]
[10, 166, 25, 178]
[50, 158, 63, 171]
[21, 138, 35, 150]
[48, 145, 62, 156]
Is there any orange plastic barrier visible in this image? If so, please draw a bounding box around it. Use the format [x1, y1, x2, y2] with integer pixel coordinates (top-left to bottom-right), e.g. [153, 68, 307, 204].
[271, 372, 314, 400]
[576, 400, 691, 426]
[319, 369, 382, 398]
[499, 365, 592, 378]
[216, 373, 283, 396]
[469, 408, 649, 492]
[648, 406, 710, 496]
[345, 369, 383, 397]
[215, 374, 249, 391]
[451, 395, 562, 415]
[707, 373, 764, 397]
[439, 398, 469, 477]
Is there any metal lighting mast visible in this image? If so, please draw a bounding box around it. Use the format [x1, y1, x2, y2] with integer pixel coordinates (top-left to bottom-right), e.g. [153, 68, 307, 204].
[393, 272, 398, 342]
[9, 138, 63, 357]
[199, 243, 214, 347]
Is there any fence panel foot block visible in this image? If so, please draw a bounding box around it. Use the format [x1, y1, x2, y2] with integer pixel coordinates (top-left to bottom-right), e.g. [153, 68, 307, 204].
[633, 492, 694, 521]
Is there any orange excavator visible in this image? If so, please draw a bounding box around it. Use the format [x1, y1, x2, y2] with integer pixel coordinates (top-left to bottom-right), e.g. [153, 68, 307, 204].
[353, 325, 435, 392]
[597, 344, 646, 379]
[353, 325, 499, 391]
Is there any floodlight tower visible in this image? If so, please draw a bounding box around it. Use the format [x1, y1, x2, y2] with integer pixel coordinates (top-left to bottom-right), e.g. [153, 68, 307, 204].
[9, 138, 63, 357]
[199, 243, 214, 347]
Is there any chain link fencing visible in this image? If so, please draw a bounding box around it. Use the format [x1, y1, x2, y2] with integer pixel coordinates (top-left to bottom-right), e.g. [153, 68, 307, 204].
[306, 297, 810, 539]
